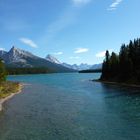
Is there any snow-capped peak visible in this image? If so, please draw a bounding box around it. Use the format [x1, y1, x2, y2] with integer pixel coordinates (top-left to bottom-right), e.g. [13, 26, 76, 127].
[46, 54, 61, 64]
[4, 46, 37, 63]
[0, 50, 7, 57]
[9, 46, 35, 57]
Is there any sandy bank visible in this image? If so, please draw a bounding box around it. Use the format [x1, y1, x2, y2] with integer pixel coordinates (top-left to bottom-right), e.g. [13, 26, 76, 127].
[0, 83, 23, 112]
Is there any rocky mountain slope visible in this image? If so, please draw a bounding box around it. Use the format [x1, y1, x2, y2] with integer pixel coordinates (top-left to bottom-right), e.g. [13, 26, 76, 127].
[0, 47, 75, 72]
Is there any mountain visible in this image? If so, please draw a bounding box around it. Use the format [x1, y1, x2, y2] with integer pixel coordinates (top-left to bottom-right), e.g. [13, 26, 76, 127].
[79, 63, 102, 73]
[46, 55, 92, 70]
[0, 46, 75, 72]
[0, 50, 7, 57]
[46, 54, 61, 64]
[90, 63, 102, 70]
[62, 63, 102, 71]
[45, 54, 102, 71]
[62, 63, 92, 70]
[45, 55, 91, 70]
[62, 63, 74, 69]
[0, 46, 102, 72]
[78, 63, 92, 70]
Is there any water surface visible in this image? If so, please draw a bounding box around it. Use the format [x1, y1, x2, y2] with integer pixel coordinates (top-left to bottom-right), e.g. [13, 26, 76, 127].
[0, 73, 140, 140]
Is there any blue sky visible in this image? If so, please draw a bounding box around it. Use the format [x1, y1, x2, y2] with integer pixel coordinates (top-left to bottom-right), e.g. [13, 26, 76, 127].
[0, 0, 140, 64]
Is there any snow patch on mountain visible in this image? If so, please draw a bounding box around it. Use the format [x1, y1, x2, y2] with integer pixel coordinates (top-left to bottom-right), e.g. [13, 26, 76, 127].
[46, 54, 61, 64]
[3, 46, 37, 63]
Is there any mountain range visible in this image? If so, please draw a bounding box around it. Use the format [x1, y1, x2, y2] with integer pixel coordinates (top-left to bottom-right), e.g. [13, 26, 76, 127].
[46, 54, 61, 64]
[46, 55, 102, 70]
[0, 47, 75, 72]
[0, 46, 102, 72]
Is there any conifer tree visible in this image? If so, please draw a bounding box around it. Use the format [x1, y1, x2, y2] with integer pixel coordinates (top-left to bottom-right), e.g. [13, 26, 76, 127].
[100, 38, 140, 83]
[0, 59, 7, 82]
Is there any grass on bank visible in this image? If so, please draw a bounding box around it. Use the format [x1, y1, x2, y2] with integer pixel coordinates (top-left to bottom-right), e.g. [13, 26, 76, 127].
[0, 82, 21, 99]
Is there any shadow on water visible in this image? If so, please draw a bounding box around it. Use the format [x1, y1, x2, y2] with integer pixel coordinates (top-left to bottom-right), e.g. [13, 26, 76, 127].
[99, 83, 140, 99]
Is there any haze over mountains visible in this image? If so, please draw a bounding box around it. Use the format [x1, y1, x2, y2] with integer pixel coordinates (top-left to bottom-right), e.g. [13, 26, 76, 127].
[0, 47, 102, 72]
[62, 63, 102, 71]
[46, 54, 102, 70]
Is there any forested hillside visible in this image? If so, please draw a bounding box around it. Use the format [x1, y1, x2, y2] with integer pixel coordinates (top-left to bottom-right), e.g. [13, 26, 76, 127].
[100, 38, 140, 84]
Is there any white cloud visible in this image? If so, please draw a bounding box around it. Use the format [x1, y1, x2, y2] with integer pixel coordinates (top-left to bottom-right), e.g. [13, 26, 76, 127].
[107, 7, 116, 11]
[0, 48, 5, 51]
[53, 52, 63, 55]
[74, 48, 89, 53]
[19, 38, 38, 48]
[70, 56, 80, 59]
[95, 51, 106, 58]
[95, 50, 113, 58]
[108, 0, 123, 10]
[72, 0, 91, 6]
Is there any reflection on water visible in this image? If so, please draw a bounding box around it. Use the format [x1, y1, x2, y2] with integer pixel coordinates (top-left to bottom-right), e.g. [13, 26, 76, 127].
[0, 73, 140, 140]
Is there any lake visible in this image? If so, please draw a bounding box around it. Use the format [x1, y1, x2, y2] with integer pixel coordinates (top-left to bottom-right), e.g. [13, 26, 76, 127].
[0, 73, 140, 140]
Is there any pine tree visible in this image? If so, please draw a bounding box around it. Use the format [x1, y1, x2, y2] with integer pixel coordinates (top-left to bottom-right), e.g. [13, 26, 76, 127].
[110, 52, 119, 77]
[100, 39, 140, 83]
[0, 59, 7, 82]
[101, 50, 110, 80]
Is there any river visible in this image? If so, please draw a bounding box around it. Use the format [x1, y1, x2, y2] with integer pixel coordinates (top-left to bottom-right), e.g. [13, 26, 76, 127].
[0, 73, 140, 140]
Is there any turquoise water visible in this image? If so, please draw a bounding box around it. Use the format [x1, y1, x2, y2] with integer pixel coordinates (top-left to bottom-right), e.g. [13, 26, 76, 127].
[0, 73, 140, 140]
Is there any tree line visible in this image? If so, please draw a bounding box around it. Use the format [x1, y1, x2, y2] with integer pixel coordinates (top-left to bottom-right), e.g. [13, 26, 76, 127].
[0, 60, 54, 81]
[6, 67, 54, 75]
[101, 38, 140, 84]
[79, 69, 102, 73]
[0, 59, 7, 82]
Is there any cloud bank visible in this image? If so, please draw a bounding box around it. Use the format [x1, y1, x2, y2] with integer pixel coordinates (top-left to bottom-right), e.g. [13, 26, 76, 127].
[95, 51, 106, 58]
[19, 38, 38, 48]
[0, 48, 5, 51]
[108, 0, 123, 10]
[74, 48, 89, 53]
[96, 50, 113, 58]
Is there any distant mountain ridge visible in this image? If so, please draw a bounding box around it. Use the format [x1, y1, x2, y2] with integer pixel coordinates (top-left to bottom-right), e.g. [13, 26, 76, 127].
[90, 63, 102, 70]
[45, 55, 102, 70]
[0, 46, 75, 72]
[62, 63, 91, 70]
[45, 54, 92, 70]
[0, 47, 102, 72]
[45, 54, 102, 70]
[0, 50, 7, 56]
[46, 54, 61, 64]
[62, 63, 102, 71]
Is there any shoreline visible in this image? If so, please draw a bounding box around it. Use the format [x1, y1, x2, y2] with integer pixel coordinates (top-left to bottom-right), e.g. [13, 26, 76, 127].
[93, 79, 140, 88]
[0, 83, 23, 112]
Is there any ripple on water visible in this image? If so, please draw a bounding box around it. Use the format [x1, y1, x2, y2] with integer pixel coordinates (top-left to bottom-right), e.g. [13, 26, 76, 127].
[0, 73, 140, 140]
